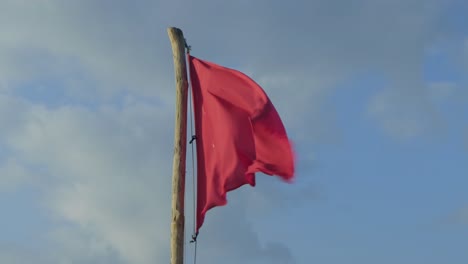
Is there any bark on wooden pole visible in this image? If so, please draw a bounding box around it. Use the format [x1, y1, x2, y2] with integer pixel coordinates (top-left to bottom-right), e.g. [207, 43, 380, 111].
[167, 27, 188, 264]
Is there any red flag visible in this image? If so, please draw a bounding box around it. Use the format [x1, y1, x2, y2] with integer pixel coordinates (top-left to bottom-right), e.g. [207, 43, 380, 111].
[189, 55, 295, 233]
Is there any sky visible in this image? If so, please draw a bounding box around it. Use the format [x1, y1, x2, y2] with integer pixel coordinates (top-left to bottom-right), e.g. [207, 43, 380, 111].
[0, 0, 467, 263]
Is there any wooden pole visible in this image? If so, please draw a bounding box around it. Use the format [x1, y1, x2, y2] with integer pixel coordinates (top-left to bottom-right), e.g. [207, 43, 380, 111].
[167, 27, 188, 264]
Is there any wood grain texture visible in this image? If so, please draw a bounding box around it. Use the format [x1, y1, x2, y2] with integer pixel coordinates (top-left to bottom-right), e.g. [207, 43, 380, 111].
[167, 27, 188, 264]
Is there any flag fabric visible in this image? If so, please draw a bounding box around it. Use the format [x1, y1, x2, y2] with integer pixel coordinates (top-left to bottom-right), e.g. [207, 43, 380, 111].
[189, 55, 295, 233]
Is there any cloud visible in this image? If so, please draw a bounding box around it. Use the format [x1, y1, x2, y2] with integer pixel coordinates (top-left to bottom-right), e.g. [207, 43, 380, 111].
[1, 0, 459, 139]
[368, 83, 445, 140]
[47, 226, 125, 264]
[0, 95, 174, 263]
[196, 190, 296, 264]
[0, 246, 51, 264]
[0, 0, 174, 101]
[0, 92, 298, 263]
[1, 0, 464, 142]
[177, 0, 462, 141]
[0, 0, 467, 263]
[0, 158, 31, 192]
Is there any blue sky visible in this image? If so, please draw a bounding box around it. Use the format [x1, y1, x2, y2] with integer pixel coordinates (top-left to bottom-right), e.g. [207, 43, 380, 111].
[0, 0, 467, 263]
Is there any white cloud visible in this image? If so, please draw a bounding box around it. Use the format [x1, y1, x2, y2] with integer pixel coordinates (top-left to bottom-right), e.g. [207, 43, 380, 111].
[0, 246, 50, 264]
[196, 190, 296, 264]
[0, 0, 462, 142]
[0, 158, 30, 192]
[0, 93, 297, 263]
[0, 0, 466, 263]
[1, 96, 173, 263]
[368, 84, 445, 140]
[0, 0, 173, 100]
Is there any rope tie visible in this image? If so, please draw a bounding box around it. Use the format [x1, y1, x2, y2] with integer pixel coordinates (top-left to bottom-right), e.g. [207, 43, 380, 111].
[190, 232, 199, 243]
[189, 135, 197, 144]
[184, 38, 191, 53]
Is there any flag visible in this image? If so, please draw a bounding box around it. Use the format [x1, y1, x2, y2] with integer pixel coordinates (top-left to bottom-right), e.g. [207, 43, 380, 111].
[189, 55, 295, 232]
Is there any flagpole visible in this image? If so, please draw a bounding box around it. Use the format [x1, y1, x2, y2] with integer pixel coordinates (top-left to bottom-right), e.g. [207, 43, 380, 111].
[167, 27, 188, 264]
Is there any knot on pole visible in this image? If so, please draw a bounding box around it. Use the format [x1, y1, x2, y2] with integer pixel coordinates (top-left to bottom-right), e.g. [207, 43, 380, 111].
[189, 135, 197, 144]
[184, 38, 191, 53]
[190, 232, 199, 243]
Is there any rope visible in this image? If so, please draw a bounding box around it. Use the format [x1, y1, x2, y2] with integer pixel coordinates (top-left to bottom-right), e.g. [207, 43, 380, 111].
[186, 43, 198, 264]
[188, 68, 197, 239]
